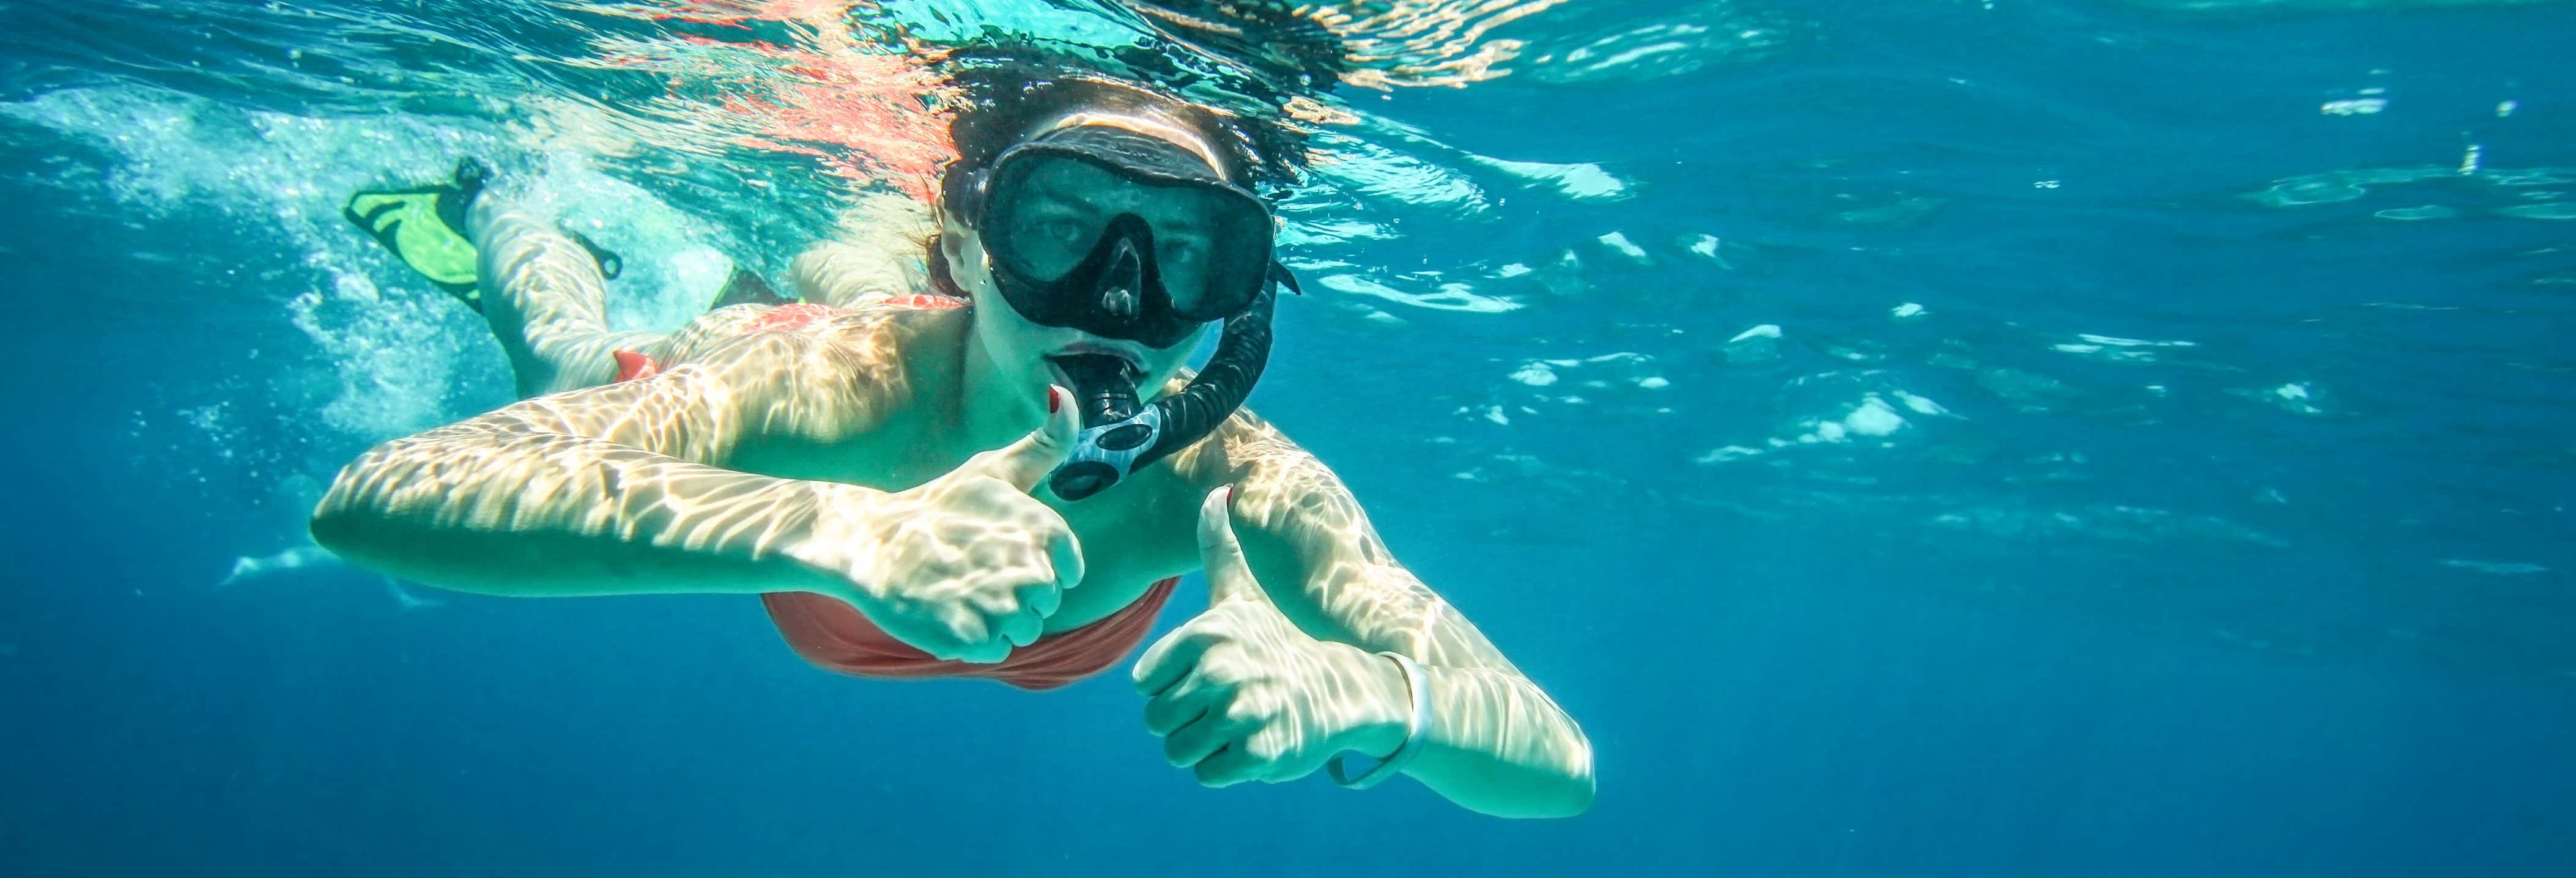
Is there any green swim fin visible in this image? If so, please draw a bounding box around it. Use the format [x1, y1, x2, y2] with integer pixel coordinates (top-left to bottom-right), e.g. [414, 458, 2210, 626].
[347, 158, 629, 312]
[560, 226, 624, 282]
[710, 266, 798, 309]
[345, 158, 492, 309]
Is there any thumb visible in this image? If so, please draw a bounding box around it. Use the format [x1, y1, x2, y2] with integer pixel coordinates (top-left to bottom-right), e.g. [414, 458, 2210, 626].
[1197, 485, 1273, 609]
[961, 385, 1079, 493]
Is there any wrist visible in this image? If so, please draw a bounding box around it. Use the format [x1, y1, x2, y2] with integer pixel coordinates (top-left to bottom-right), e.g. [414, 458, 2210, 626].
[780, 481, 890, 600]
[1325, 649, 1432, 789]
[1349, 648, 1414, 759]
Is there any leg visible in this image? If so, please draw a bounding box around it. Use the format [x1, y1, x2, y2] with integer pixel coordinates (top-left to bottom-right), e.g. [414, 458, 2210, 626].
[790, 191, 936, 308]
[468, 197, 668, 398]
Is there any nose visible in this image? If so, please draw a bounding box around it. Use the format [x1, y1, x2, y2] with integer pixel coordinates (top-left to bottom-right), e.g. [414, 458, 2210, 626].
[1101, 238, 1143, 316]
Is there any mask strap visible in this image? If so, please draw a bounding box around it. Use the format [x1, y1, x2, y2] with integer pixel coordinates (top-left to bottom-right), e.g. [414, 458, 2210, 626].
[1268, 260, 1303, 296]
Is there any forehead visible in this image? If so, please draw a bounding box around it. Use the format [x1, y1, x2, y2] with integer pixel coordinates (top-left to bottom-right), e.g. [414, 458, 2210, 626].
[1019, 158, 1221, 220]
[1037, 112, 1229, 176]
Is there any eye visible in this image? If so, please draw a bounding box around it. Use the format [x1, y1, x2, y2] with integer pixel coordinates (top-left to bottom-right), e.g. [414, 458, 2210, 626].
[1044, 218, 1086, 242]
[1158, 238, 1204, 264]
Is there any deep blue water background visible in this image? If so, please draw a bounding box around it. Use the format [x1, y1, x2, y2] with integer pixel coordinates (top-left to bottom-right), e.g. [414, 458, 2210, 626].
[6, 1, 2576, 875]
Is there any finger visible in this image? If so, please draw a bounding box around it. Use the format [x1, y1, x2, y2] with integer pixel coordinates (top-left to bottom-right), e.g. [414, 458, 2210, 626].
[963, 578, 1018, 617]
[1131, 626, 1224, 696]
[1164, 709, 1256, 768]
[874, 613, 964, 662]
[997, 605, 1043, 648]
[1197, 485, 1268, 608]
[955, 638, 1011, 665]
[1264, 724, 1338, 781]
[936, 597, 987, 636]
[1192, 744, 1268, 788]
[960, 385, 1079, 493]
[1015, 577, 1062, 619]
[1045, 512, 1085, 591]
[935, 603, 1010, 664]
[1142, 671, 1223, 736]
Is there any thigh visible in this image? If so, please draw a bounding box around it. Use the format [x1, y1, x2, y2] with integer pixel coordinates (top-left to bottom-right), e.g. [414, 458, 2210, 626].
[473, 203, 663, 396]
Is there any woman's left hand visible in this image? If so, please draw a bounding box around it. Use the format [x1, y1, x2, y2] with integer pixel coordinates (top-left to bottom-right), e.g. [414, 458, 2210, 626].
[1133, 487, 1414, 787]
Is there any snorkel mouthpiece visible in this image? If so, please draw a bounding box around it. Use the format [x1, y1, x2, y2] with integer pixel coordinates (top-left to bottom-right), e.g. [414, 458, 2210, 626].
[1043, 283, 1277, 502]
[1046, 353, 1151, 501]
[1055, 353, 1142, 424]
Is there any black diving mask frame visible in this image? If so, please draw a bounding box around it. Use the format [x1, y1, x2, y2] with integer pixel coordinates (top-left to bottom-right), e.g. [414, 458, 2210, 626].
[961, 121, 1301, 501]
[977, 139, 1276, 349]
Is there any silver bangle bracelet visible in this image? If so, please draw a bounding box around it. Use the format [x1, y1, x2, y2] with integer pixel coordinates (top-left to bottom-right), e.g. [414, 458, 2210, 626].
[1327, 651, 1432, 790]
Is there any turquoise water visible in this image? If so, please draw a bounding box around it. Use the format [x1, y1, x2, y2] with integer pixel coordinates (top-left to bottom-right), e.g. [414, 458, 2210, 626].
[4, 0, 2574, 874]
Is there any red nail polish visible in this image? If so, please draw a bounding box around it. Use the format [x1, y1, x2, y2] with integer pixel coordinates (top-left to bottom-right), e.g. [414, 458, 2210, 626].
[1046, 386, 1060, 414]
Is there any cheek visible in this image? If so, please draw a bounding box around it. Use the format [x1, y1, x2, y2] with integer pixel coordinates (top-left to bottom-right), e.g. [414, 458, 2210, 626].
[952, 246, 994, 292]
[973, 301, 1046, 361]
[943, 223, 997, 293]
[1149, 326, 1212, 375]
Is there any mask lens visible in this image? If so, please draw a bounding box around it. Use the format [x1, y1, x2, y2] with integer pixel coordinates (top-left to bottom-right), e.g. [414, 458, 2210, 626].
[988, 156, 1112, 283]
[1138, 187, 1226, 312]
[1188, 191, 1270, 317]
[985, 152, 1271, 317]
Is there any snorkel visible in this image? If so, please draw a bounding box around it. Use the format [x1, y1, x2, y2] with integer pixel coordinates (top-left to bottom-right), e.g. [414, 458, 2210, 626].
[1045, 276, 1281, 501]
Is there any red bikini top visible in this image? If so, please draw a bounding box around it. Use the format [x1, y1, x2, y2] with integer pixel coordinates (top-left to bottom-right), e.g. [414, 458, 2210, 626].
[759, 580, 1178, 690]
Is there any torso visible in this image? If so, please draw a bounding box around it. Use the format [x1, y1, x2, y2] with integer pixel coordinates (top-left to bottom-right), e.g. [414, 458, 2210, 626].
[634, 299, 1210, 634]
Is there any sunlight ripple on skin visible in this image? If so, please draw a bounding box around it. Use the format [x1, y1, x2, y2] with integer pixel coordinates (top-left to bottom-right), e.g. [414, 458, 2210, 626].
[1197, 433, 1594, 786]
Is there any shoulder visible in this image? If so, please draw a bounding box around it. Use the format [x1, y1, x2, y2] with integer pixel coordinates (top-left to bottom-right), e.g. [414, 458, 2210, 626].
[654, 302, 967, 442]
[664, 300, 962, 358]
[1163, 404, 1356, 512]
[1145, 405, 1386, 582]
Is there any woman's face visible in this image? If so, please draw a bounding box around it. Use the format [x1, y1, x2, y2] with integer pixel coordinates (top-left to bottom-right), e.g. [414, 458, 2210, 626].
[943, 208, 1212, 402]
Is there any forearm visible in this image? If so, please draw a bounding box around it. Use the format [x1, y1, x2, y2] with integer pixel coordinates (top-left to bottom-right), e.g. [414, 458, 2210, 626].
[1205, 428, 1595, 815]
[1377, 659, 1595, 818]
[311, 424, 850, 599]
[1265, 551, 1596, 816]
[1292, 563, 1596, 816]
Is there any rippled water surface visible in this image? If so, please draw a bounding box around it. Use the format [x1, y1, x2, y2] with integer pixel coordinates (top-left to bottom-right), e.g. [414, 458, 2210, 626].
[4, 1, 2574, 876]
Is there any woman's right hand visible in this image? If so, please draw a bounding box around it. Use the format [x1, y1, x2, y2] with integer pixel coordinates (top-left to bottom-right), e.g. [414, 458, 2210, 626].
[789, 386, 1086, 663]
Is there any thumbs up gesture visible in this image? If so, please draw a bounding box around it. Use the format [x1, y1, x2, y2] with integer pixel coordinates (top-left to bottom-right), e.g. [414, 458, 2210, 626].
[1132, 487, 1416, 787]
[789, 386, 1087, 664]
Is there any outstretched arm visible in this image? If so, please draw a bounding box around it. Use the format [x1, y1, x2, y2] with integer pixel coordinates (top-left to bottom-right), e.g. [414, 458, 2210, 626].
[1184, 417, 1597, 817]
[310, 331, 875, 599]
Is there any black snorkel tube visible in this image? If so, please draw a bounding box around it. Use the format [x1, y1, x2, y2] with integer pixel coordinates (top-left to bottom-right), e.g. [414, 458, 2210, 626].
[1046, 270, 1287, 501]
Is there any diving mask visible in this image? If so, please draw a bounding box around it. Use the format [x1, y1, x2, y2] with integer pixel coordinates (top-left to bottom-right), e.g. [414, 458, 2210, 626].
[974, 124, 1277, 350]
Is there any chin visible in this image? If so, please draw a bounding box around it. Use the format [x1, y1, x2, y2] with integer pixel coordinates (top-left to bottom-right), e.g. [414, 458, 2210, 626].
[1142, 354, 1191, 391]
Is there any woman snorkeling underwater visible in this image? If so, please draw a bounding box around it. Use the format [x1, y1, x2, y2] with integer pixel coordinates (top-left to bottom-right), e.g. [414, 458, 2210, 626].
[313, 70, 1594, 818]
